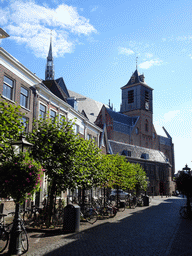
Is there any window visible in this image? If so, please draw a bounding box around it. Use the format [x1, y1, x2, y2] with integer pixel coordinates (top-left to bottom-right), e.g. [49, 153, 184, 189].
[50, 110, 56, 122]
[87, 134, 92, 140]
[3, 76, 14, 100]
[141, 153, 149, 159]
[122, 150, 131, 157]
[128, 90, 134, 104]
[20, 87, 29, 108]
[73, 124, 79, 135]
[145, 119, 148, 132]
[145, 90, 149, 102]
[21, 116, 29, 133]
[39, 103, 46, 119]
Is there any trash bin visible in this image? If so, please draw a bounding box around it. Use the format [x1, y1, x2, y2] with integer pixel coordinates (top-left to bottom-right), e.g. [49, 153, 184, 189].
[63, 204, 80, 233]
[143, 196, 149, 206]
[119, 201, 125, 208]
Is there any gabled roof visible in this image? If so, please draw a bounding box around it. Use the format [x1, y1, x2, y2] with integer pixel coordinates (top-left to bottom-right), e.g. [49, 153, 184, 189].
[106, 108, 138, 126]
[43, 79, 68, 102]
[55, 77, 69, 98]
[121, 69, 152, 90]
[68, 90, 106, 123]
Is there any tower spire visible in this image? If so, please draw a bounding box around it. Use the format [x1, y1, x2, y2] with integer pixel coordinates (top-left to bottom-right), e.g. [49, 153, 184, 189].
[136, 56, 138, 70]
[45, 30, 55, 80]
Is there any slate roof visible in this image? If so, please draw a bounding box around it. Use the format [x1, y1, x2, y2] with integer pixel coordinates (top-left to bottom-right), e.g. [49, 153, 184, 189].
[106, 108, 138, 126]
[121, 69, 152, 90]
[109, 140, 170, 164]
[55, 77, 69, 98]
[68, 90, 107, 123]
[43, 79, 68, 102]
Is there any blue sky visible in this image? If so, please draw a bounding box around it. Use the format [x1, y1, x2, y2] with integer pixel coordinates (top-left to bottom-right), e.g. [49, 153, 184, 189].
[1, 0, 192, 173]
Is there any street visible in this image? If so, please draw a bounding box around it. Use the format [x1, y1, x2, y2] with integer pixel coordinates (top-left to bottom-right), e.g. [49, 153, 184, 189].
[16, 196, 191, 256]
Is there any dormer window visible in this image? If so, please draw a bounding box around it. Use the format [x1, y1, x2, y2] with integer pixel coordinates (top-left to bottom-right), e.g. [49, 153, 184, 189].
[141, 153, 149, 159]
[122, 150, 131, 157]
[131, 75, 135, 83]
[140, 74, 145, 82]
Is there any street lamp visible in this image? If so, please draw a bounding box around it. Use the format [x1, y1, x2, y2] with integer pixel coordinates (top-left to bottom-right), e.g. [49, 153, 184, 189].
[182, 164, 191, 175]
[9, 135, 33, 255]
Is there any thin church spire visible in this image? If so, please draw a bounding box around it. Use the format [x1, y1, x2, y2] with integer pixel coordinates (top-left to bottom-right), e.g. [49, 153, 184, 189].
[45, 31, 55, 80]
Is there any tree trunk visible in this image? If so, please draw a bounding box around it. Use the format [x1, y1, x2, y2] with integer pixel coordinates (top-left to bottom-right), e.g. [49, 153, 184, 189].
[47, 179, 56, 226]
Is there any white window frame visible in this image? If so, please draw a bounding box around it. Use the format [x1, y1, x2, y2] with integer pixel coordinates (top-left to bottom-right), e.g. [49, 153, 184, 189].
[3, 75, 14, 101]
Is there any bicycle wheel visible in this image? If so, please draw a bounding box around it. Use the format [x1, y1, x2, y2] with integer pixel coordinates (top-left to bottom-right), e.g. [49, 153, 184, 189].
[84, 208, 98, 224]
[179, 206, 189, 219]
[21, 227, 29, 253]
[0, 228, 9, 253]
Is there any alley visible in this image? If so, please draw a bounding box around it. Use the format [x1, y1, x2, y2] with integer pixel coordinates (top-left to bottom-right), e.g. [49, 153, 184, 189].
[24, 196, 190, 256]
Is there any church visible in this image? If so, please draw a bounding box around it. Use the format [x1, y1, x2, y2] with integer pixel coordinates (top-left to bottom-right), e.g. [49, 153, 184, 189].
[94, 69, 175, 196]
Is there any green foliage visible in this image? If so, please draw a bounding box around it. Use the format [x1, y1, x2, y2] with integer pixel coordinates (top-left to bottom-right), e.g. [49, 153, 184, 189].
[176, 171, 192, 196]
[27, 116, 78, 191]
[99, 154, 136, 190]
[0, 98, 25, 162]
[133, 163, 148, 196]
[74, 138, 102, 189]
[0, 152, 43, 203]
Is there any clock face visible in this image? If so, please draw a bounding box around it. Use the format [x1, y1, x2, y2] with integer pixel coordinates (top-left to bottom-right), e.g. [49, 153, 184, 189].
[145, 102, 149, 110]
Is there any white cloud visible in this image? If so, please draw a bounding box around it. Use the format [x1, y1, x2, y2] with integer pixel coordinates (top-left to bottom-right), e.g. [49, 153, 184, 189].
[118, 47, 134, 55]
[139, 59, 163, 69]
[0, 1, 96, 58]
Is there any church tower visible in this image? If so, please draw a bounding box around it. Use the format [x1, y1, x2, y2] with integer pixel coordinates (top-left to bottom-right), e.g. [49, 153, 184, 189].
[45, 34, 55, 80]
[120, 68, 154, 148]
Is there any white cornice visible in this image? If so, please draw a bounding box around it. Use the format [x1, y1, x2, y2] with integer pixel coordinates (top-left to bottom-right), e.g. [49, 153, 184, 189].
[0, 47, 42, 86]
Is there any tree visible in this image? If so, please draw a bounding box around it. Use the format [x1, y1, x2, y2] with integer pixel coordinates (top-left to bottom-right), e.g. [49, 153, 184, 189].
[27, 116, 79, 224]
[176, 171, 192, 217]
[72, 138, 102, 206]
[132, 164, 148, 197]
[0, 98, 25, 162]
[0, 152, 43, 204]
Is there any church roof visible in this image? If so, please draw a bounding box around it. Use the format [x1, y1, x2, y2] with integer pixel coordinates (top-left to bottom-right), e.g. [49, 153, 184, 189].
[55, 77, 69, 98]
[121, 69, 152, 90]
[68, 90, 107, 123]
[106, 108, 138, 126]
[43, 79, 68, 102]
[109, 140, 170, 165]
[47, 41, 53, 61]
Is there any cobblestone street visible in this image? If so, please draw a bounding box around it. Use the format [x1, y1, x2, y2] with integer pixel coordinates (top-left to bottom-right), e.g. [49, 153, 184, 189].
[3, 196, 190, 256]
[17, 196, 190, 256]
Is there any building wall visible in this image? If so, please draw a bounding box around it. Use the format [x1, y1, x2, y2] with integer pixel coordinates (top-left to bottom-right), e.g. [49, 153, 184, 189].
[0, 64, 35, 132]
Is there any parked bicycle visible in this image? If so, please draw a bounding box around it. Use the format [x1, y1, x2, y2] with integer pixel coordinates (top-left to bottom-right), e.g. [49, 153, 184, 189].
[80, 204, 98, 224]
[0, 212, 28, 253]
[0, 213, 9, 253]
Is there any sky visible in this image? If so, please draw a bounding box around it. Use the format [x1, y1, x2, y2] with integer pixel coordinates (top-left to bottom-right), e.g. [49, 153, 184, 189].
[1, 0, 192, 173]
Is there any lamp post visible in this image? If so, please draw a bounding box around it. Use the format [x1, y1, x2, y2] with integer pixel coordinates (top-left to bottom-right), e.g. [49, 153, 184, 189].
[182, 164, 191, 218]
[9, 135, 33, 255]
